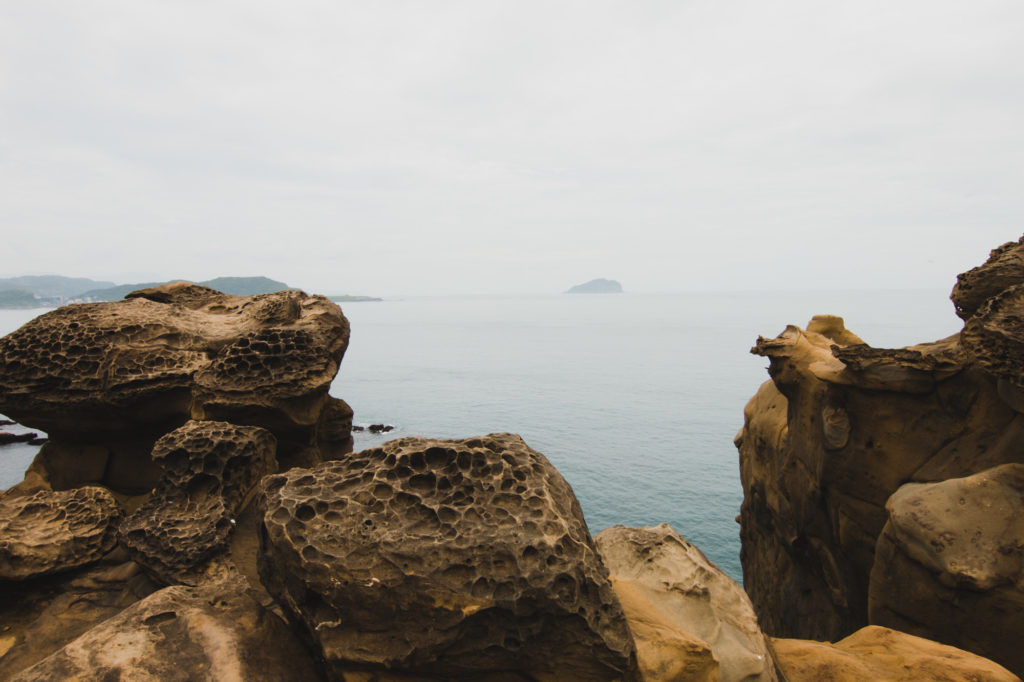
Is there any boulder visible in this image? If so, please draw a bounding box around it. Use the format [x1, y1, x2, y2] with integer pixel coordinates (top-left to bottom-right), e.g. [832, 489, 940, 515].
[10, 578, 325, 682]
[119, 420, 277, 584]
[596, 524, 775, 682]
[951, 235, 1024, 320]
[0, 486, 122, 580]
[258, 433, 639, 681]
[0, 282, 350, 491]
[868, 464, 1024, 676]
[0, 432, 37, 445]
[772, 625, 1019, 681]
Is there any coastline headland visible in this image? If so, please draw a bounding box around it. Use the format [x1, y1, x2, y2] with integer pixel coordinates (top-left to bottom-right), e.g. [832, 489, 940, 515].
[0, 243, 1021, 680]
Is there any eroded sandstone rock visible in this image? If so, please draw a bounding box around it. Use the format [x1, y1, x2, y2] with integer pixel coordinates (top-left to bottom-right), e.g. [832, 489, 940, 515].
[119, 420, 277, 584]
[771, 626, 1020, 681]
[258, 433, 639, 681]
[10, 578, 325, 682]
[0, 486, 122, 580]
[951, 235, 1024, 320]
[596, 524, 776, 682]
[0, 282, 350, 490]
[869, 464, 1024, 675]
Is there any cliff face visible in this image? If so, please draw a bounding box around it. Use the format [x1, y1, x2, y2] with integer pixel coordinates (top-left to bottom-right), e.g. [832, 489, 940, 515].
[736, 238, 1024, 674]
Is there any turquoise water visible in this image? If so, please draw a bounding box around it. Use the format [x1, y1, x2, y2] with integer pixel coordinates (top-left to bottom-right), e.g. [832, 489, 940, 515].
[0, 291, 962, 580]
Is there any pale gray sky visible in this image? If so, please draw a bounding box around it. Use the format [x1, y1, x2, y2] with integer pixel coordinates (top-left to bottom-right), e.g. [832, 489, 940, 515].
[2, 1, 1022, 295]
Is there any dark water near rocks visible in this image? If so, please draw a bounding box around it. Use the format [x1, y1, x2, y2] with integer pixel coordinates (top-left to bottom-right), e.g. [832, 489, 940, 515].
[0, 290, 961, 581]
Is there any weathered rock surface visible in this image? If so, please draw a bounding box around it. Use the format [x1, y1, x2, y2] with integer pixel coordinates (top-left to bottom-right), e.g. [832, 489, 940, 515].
[258, 433, 639, 681]
[0, 282, 350, 491]
[869, 464, 1024, 675]
[119, 420, 277, 584]
[0, 549, 158, 679]
[596, 524, 775, 682]
[737, 237, 1024, 671]
[0, 486, 122, 580]
[10, 578, 325, 682]
[772, 626, 1020, 681]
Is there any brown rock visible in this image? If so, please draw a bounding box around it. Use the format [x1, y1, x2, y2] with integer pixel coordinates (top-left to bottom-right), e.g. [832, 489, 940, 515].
[868, 464, 1024, 675]
[258, 433, 639, 681]
[119, 420, 277, 584]
[772, 625, 1020, 681]
[317, 396, 355, 460]
[0, 282, 350, 491]
[596, 524, 775, 682]
[962, 283, 1024, 394]
[0, 551, 158, 679]
[951, 235, 1024, 320]
[0, 486, 122, 580]
[10, 577, 325, 681]
[738, 313, 1019, 641]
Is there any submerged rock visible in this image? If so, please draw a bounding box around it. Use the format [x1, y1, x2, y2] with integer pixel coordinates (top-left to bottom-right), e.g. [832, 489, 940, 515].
[772, 626, 1019, 681]
[258, 433, 639, 681]
[0, 282, 350, 491]
[0, 486, 122, 580]
[596, 524, 776, 682]
[119, 420, 277, 584]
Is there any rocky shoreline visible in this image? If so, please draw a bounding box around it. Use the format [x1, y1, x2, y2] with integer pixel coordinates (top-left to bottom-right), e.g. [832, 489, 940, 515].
[0, 245, 1021, 679]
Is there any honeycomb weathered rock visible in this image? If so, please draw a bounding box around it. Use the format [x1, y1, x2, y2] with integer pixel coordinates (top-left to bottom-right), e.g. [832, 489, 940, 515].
[951, 235, 1024, 320]
[258, 433, 639, 681]
[0, 282, 350, 488]
[0, 486, 122, 580]
[119, 420, 277, 584]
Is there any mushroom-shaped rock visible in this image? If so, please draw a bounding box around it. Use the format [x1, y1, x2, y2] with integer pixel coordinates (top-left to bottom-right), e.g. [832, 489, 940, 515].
[10, 578, 324, 682]
[119, 420, 277, 584]
[0, 486, 122, 580]
[596, 524, 776, 682]
[772, 626, 1019, 681]
[869, 464, 1024, 676]
[0, 283, 349, 490]
[951, 235, 1024, 320]
[258, 433, 639, 681]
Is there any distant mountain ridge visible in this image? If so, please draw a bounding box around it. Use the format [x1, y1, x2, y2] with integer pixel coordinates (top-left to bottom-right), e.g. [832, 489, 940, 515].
[76, 276, 292, 301]
[0, 275, 115, 300]
[566, 278, 623, 294]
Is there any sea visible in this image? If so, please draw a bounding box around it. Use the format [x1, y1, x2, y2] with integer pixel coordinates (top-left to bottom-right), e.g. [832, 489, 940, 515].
[0, 290, 963, 581]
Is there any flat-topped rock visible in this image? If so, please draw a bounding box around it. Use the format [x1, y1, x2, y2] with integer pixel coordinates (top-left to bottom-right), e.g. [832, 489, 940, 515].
[258, 433, 639, 681]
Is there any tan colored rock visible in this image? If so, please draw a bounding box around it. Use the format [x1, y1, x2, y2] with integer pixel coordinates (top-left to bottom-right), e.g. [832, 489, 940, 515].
[119, 420, 277, 584]
[258, 434, 639, 681]
[869, 464, 1024, 676]
[0, 282, 350, 491]
[0, 486, 122, 580]
[596, 524, 775, 682]
[772, 625, 1020, 681]
[10, 578, 324, 681]
[951, 235, 1024, 320]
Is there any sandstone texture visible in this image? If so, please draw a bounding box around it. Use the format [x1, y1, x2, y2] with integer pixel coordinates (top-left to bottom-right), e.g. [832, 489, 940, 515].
[11, 578, 324, 682]
[0, 282, 350, 491]
[596, 524, 775, 682]
[119, 420, 277, 584]
[258, 433, 639, 681]
[0, 486, 122, 580]
[737, 236, 1024, 674]
[772, 626, 1020, 681]
[869, 464, 1024, 674]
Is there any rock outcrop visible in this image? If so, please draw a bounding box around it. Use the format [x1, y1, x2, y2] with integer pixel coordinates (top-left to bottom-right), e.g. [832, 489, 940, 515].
[10, 578, 324, 682]
[119, 420, 277, 584]
[0, 282, 351, 492]
[772, 625, 1020, 681]
[737, 236, 1024, 675]
[0, 486, 122, 580]
[258, 433, 640, 681]
[596, 524, 776, 682]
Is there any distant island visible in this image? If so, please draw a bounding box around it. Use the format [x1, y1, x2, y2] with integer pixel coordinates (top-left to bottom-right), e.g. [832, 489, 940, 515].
[0, 275, 382, 309]
[566, 278, 623, 294]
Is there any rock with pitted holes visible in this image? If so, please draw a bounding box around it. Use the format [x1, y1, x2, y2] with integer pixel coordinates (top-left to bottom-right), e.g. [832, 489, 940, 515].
[0, 486, 122, 580]
[0, 282, 350, 491]
[258, 433, 639, 681]
[119, 420, 277, 584]
[951, 235, 1024, 320]
[10, 578, 324, 682]
[868, 464, 1024, 676]
[596, 524, 776, 682]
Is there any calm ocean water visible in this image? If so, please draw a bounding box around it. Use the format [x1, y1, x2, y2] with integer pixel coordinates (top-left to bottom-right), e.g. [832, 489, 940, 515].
[0, 290, 961, 580]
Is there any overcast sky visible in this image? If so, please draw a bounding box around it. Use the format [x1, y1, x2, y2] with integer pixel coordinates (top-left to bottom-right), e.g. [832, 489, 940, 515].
[2, 1, 1022, 295]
